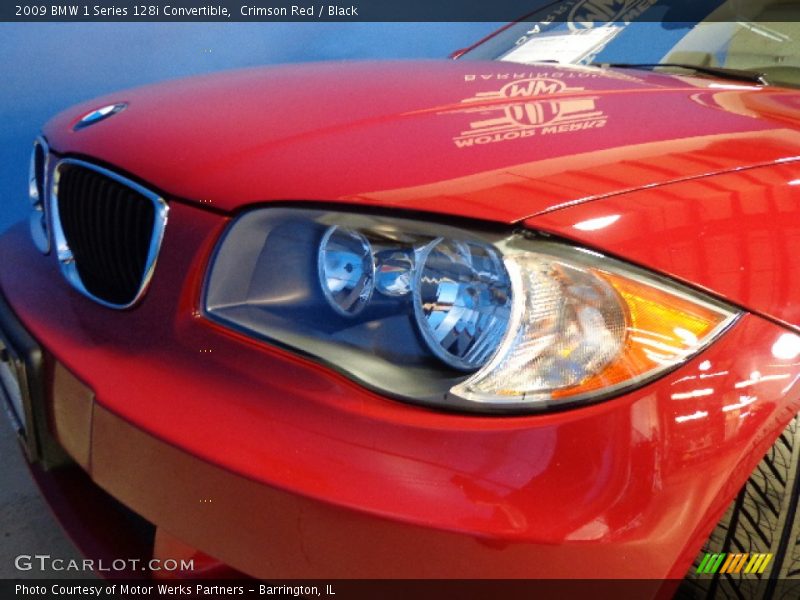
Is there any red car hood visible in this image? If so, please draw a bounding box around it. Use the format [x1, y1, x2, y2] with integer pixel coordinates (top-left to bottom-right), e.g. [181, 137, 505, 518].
[43, 60, 800, 223]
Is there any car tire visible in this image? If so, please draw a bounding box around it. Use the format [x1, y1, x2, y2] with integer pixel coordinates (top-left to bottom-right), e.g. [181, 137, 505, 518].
[679, 415, 800, 598]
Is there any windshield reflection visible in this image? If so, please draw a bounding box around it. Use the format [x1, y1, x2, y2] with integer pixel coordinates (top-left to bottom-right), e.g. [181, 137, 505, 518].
[462, 1, 800, 89]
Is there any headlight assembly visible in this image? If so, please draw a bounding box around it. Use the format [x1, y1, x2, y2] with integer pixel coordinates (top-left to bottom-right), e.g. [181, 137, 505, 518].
[205, 208, 739, 414]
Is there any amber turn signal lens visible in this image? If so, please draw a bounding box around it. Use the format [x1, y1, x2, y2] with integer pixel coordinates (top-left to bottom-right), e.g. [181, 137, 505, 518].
[450, 247, 738, 409]
[550, 270, 734, 399]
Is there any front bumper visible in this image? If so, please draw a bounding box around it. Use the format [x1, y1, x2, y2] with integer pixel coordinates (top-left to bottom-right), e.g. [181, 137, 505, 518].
[2, 202, 800, 580]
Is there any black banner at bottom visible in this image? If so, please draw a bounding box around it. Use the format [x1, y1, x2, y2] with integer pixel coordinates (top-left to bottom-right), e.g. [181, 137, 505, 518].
[5, 579, 800, 600]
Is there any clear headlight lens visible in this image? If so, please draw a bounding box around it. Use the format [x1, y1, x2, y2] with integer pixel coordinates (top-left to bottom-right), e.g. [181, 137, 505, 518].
[205, 208, 739, 414]
[374, 248, 414, 297]
[318, 226, 375, 316]
[413, 238, 511, 371]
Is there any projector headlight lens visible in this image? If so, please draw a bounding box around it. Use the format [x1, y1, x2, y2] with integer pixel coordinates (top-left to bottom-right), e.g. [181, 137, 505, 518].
[205, 208, 740, 414]
[374, 249, 414, 297]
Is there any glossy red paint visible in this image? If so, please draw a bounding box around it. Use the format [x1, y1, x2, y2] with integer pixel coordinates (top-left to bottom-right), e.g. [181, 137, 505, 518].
[525, 160, 800, 331]
[42, 62, 800, 222]
[4, 59, 800, 582]
[2, 197, 800, 578]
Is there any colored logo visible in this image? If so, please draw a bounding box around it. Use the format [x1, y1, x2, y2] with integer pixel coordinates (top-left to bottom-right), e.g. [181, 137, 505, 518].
[696, 553, 773, 575]
[74, 103, 127, 131]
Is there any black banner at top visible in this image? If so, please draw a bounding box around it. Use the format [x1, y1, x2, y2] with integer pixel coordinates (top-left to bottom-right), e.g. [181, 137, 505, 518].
[2, 0, 792, 23]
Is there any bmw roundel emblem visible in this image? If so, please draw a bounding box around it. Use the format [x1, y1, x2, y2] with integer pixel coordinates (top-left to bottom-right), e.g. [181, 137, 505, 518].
[74, 102, 128, 131]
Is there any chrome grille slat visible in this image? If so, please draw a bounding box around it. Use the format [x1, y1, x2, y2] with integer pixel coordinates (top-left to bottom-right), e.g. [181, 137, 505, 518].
[29, 137, 51, 254]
